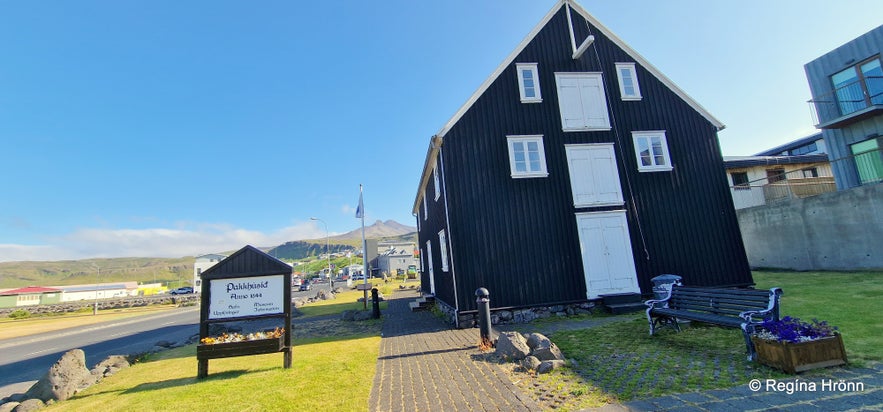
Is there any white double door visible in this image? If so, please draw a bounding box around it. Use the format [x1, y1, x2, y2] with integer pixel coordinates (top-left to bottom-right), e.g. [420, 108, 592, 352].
[575, 211, 640, 298]
[566, 144, 640, 299]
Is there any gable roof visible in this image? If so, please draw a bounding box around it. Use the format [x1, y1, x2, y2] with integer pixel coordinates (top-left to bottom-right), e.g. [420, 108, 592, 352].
[723, 154, 830, 169]
[54, 283, 138, 293]
[201, 245, 292, 280]
[196, 253, 228, 260]
[754, 132, 824, 156]
[0, 286, 62, 295]
[436, 0, 724, 139]
[413, 0, 724, 213]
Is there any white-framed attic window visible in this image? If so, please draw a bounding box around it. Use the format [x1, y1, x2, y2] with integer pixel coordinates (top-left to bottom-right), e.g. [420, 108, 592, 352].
[422, 193, 427, 220]
[438, 229, 449, 272]
[433, 159, 440, 201]
[420, 248, 429, 272]
[416, 214, 420, 231]
[615, 63, 642, 101]
[506, 135, 548, 178]
[516, 63, 542, 103]
[632, 131, 672, 172]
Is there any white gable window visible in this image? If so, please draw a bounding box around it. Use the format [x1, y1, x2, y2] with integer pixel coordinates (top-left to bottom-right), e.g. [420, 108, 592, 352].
[615, 63, 642, 101]
[506, 135, 548, 178]
[555, 72, 611, 131]
[422, 193, 427, 220]
[632, 131, 673, 172]
[516, 63, 542, 103]
[438, 230, 449, 272]
[433, 159, 440, 201]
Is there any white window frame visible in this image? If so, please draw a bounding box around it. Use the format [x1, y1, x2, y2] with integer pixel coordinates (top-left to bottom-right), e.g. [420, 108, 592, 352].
[554, 72, 611, 131]
[438, 229, 449, 272]
[516, 63, 542, 103]
[422, 193, 427, 220]
[632, 131, 673, 172]
[506, 135, 549, 178]
[433, 159, 440, 201]
[18, 294, 39, 304]
[615, 63, 642, 101]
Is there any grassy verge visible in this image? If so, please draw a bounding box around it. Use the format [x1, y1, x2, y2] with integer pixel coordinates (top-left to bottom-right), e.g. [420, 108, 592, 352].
[45, 335, 381, 411]
[44, 288, 391, 411]
[550, 319, 791, 402]
[297, 282, 391, 318]
[0, 305, 182, 340]
[509, 270, 881, 407]
[752, 270, 882, 363]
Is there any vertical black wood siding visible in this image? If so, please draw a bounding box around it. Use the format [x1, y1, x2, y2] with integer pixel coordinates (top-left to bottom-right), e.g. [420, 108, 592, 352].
[419, 6, 752, 313]
[417, 151, 459, 308]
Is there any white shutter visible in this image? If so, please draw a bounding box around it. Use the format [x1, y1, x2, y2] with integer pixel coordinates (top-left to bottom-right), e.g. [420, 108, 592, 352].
[566, 144, 624, 207]
[579, 215, 611, 292]
[555, 73, 611, 131]
[557, 76, 585, 130]
[603, 214, 639, 290]
[580, 76, 610, 128]
[438, 230, 448, 272]
[425, 241, 435, 294]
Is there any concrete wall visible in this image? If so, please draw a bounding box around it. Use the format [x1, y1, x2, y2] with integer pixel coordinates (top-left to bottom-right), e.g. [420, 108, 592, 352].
[736, 182, 883, 270]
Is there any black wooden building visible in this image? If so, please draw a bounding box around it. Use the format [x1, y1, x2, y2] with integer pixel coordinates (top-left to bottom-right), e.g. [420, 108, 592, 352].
[412, 0, 752, 325]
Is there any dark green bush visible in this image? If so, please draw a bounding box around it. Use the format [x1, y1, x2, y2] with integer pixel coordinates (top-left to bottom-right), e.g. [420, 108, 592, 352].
[9, 309, 31, 319]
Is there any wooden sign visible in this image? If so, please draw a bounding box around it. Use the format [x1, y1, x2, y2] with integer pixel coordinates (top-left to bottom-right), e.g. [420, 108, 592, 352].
[196, 245, 292, 378]
[208, 275, 285, 319]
